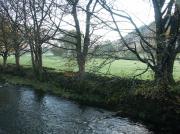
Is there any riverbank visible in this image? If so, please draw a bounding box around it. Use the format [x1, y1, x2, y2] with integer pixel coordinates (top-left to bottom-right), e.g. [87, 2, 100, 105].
[0, 65, 180, 134]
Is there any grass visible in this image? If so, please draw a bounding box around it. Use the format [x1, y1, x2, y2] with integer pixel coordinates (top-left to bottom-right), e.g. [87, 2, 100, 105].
[1, 74, 75, 100]
[1, 53, 180, 80]
[0, 59, 179, 133]
[1, 72, 106, 107]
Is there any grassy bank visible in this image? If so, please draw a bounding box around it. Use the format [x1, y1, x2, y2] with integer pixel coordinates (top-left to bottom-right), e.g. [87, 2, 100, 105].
[2, 54, 180, 80]
[0, 65, 179, 134]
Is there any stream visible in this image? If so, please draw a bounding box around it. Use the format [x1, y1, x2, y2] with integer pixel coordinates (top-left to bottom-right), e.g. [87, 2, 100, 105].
[0, 84, 153, 134]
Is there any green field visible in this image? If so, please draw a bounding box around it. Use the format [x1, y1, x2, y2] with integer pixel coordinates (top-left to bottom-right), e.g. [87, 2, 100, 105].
[1, 53, 180, 80]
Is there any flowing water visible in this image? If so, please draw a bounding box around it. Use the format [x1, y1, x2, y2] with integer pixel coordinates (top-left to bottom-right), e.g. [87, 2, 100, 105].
[0, 84, 153, 134]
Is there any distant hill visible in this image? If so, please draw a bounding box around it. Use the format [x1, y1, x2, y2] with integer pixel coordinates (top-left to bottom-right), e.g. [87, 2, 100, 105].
[113, 22, 156, 52]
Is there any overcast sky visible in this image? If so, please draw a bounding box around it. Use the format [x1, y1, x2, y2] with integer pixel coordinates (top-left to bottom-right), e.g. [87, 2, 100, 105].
[103, 0, 155, 41]
[119, 0, 154, 25]
[58, 0, 155, 41]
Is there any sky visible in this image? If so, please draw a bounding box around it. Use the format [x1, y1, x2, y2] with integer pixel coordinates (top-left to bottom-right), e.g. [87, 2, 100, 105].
[102, 0, 155, 41]
[118, 0, 154, 25]
[57, 0, 155, 41]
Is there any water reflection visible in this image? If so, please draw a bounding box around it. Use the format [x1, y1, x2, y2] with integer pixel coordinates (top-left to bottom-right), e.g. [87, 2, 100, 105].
[0, 85, 152, 134]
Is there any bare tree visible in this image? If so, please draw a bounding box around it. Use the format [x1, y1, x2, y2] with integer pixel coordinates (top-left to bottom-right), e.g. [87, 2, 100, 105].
[50, 0, 101, 79]
[58, 0, 97, 79]
[21, 0, 59, 79]
[98, 0, 180, 87]
[0, 0, 27, 69]
[0, 12, 13, 68]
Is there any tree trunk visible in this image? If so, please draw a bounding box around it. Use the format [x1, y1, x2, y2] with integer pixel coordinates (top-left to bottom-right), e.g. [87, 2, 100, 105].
[33, 46, 43, 80]
[30, 46, 35, 70]
[33, 60, 43, 80]
[77, 54, 86, 79]
[155, 53, 176, 87]
[2, 50, 8, 68]
[15, 53, 20, 69]
[3, 55, 7, 68]
[30, 44, 43, 80]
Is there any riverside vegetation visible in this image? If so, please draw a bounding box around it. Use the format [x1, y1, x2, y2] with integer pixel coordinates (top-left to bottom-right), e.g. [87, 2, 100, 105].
[0, 62, 179, 134]
[0, 0, 180, 133]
